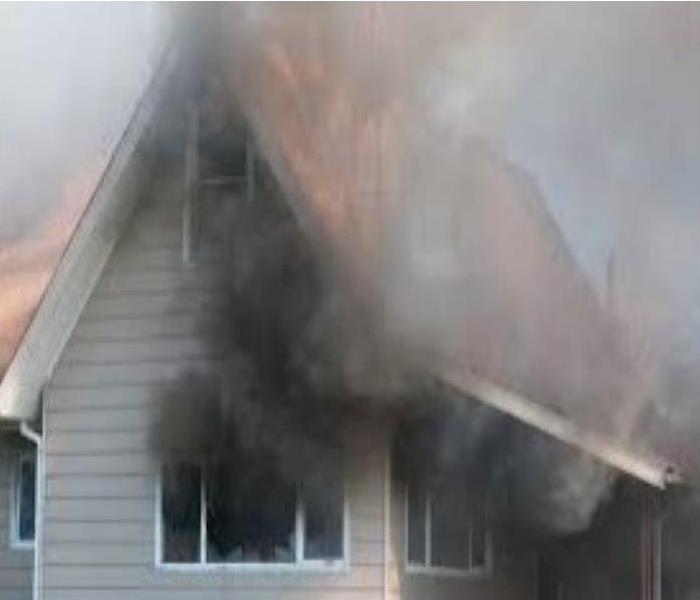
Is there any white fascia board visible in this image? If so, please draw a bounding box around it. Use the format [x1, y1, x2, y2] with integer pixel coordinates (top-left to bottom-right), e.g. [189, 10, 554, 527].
[0, 44, 180, 421]
[439, 366, 680, 489]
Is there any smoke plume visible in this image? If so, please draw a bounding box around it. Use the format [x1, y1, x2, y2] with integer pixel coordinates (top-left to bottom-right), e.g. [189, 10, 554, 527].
[153, 4, 700, 534]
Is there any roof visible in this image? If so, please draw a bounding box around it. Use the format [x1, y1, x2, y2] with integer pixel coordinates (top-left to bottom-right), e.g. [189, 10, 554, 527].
[0, 4, 170, 371]
[0, 41, 178, 420]
[0, 5, 682, 489]
[216, 3, 681, 488]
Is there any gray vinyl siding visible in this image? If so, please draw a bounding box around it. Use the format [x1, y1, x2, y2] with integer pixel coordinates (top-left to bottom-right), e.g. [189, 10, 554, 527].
[0, 434, 34, 600]
[41, 171, 536, 599]
[41, 175, 390, 600]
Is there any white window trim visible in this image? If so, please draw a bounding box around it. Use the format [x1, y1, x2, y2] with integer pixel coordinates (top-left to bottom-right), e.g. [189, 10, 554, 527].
[403, 484, 493, 578]
[154, 465, 350, 572]
[9, 450, 36, 551]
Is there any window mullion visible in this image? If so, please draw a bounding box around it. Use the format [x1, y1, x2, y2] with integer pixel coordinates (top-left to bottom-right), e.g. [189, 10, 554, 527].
[200, 463, 207, 565]
[425, 491, 431, 567]
[13, 456, 19, 543]
[155, 467, 163, 565]
[295, 489, 304, 563]
[468, 507, 473, 569]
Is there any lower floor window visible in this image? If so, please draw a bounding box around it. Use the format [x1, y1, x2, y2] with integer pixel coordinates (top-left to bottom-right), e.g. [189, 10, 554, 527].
[406, 479, 490, 573]
[11, 450, 36, 548]
[159, 460, 345, 567]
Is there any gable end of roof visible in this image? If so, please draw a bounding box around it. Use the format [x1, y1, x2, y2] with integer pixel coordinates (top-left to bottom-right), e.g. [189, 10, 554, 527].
[0, 44, 180, 420]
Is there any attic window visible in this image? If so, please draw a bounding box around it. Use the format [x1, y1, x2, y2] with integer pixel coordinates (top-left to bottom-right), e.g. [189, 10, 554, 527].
[182, 99, 256, 264]
[157, 461, 346, 568]
[406, 479, 490, 576]
[10, 450, 36, 549]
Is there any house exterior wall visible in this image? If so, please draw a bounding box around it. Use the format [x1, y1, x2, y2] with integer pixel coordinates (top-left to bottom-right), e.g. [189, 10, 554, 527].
[0, 432, 34, 600]
[40, 171, 538, 600]
[40, 175, 390, 600]
[387, 476, 538, 600]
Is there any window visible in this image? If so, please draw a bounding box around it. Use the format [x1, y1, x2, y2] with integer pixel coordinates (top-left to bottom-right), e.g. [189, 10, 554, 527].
[11, 451, 36, 549]
[157, 461, 346, 568]
[182, 98, 255, 265]
[406, 480, 490, 575]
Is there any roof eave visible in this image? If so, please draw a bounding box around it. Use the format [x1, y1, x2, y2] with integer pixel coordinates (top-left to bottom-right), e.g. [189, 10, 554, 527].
[439, 365, 681, 489]
[0, 43, 180, 421]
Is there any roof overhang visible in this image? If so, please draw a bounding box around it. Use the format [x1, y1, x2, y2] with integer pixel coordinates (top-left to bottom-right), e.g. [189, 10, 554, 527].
[439, 365, 681, 489]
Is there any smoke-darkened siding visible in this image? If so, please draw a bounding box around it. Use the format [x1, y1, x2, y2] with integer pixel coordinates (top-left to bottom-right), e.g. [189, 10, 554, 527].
[41, 176, 389, 600]
[42, 171, 537, 600]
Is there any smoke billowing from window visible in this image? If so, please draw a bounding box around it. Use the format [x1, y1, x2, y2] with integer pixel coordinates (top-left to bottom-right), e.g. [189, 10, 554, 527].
[152, 4, 700, 536]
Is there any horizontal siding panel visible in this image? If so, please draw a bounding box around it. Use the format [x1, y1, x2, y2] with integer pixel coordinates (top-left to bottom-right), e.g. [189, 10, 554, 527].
[44, 565, 383, 590]
[44, 542, 151, 566]
[44, 521, 152, 543]
[46, 431, 150, 454]
[61, 338, 213, 366]
[46, 408, 154, 434]
[351, 503, 384, 525]
[51, 359, 215, 389]
[44, 498, 151, 522]
[46, 475, 153, 499]
[46, 452, 154, 477]
[129, 197, 182, 225]
[350, 515, 383, 544]
[70, 315, 206, 343]
[93, 268, 223, 296]
[350, 540, 384, 566]
[108, 245, 223, 271]
[347, 487, 384, 517]
[0, 567, 33, 588]
[0, 550, 33, 569]
[81, 291, 223, 322]
[47, 388, 159, 411]
[121, 227, 183, 250]
[0, 591, 31, 600]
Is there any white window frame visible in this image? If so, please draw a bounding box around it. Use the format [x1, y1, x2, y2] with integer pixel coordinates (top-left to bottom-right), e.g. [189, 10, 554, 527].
[404, 483, 492, 578]
[9, 450, 36, 550]
[154, 464, 350, 572]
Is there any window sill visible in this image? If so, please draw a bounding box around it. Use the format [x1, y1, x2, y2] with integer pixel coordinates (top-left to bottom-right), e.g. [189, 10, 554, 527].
[10, 540, 34, 552]
[405, 563, 492, 579]
[156, 560, 349, 574]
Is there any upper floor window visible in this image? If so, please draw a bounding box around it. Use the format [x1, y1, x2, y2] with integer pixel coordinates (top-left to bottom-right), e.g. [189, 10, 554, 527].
[406, 479, 490, 576]
[157, 460, 346, 569]
[11, 450, 36, 549]
[182, 90, 255, 265]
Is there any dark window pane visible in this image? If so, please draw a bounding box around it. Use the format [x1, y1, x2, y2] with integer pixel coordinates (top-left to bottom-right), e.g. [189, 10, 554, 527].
[18, 456, 35, 542]
[471, 504, 487, 568]
[407, 485, 426, 565]
[162, 463, 201, 563]
[303, 468, 344, 560]
[431, 485, 469, 569]
[206, 463, 295, 563]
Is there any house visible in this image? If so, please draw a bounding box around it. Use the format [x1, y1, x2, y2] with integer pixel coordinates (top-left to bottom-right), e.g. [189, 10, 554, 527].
[0, 18, 686, 600]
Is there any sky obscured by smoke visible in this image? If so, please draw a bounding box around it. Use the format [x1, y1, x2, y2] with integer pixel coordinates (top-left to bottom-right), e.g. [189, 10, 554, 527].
[209, 4, 700, 528]
[0, 2, 170, 367]
[2, 3, 699, 533]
